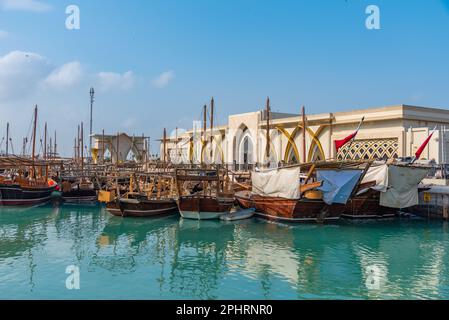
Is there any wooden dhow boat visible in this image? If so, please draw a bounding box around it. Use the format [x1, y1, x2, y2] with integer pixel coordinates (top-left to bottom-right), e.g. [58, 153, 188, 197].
[61, 122, 97, 204]
[342, 161, 430, 218]
[106, 173, 178, 218]
[0, 106, 57, 206]
[0, 175, 56, 206]
[175, 168, 235, 220]
[250, 161, 371, 223]
[107, 196, 178, 218]
[61, 179, 97, 204]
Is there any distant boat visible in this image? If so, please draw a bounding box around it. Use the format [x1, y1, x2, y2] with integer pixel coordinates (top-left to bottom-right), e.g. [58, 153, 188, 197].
[106, 196, 178, 218]
[61, 180, 97, 204]
[0, 106, 56, 206]
[0, 178, 56, 206]
[220, 208, 255, 221]
[342, 162, 430, 219]
[175, 168, 235, 220]
[106, 172, 178, 218]
[250, 161, 370, 223]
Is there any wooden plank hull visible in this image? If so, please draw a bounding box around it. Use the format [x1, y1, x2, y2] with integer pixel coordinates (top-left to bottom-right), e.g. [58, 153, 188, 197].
[342, 189, 397, 219]
[106, 198, 178, 218]
[178, 196, 234, 220]
[252, 195, 345, 223]
[62, 189, 98, 204]
[235, 190, 253, 209]
[0, 184, 56, 206]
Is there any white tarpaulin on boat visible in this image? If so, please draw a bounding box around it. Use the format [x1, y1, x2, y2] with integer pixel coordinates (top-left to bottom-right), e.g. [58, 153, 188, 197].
[380, 165, 429, 208]
[316, 169, 363, 205]
[251, 167, 300, 199]
[359, 164, 389, 194]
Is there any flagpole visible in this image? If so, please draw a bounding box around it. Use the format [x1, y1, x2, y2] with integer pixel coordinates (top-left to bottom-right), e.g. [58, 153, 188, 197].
[411, 125, 437, 164]
[344, 117, 365, 161]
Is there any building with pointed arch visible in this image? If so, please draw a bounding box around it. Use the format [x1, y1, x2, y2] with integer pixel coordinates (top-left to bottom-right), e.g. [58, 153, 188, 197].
[162, 104, 449, 167]
[91, 133, 149, 164]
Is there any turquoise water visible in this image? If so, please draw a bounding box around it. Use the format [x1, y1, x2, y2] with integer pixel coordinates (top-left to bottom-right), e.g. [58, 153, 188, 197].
[1, 204, 449, 300]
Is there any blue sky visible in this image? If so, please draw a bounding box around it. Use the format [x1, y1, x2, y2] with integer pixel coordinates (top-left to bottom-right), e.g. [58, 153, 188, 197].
[1, 0, 449, 156]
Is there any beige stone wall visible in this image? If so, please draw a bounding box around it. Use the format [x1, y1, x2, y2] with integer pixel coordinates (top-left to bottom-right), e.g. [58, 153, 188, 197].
[162, 105, 449, 165]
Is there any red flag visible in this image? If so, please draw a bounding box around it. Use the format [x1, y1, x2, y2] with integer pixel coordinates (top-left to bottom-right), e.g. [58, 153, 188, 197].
[414, 128, 435, 160]
[335, 117, 365, 153]
[335, 131, 358, 152]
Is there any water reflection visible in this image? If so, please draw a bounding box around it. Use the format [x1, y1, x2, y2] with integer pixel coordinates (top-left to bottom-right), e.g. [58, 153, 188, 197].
[0, 205, 449, 299]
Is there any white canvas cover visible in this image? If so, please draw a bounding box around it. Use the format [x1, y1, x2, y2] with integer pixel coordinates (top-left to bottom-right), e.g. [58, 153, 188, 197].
[358, 164, 389, 194]
[316, 169, 363, 205]
[251, 167, 300, 199]
[379, 165, 429, 208]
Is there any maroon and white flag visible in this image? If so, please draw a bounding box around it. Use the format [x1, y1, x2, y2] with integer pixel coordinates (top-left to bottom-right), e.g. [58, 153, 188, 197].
[335, 117, 365, 153]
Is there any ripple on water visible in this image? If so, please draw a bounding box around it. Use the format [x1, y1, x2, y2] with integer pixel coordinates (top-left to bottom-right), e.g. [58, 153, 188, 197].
[1, 205, 449, 299]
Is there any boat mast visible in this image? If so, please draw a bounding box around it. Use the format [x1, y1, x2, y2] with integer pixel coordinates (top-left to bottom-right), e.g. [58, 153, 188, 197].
[302, 106, 306, 163]
[89, 87, 95, 159]
[163, 128, 167, 164]
[175, 127, 178, 161]
[77, 124, 80, 164]
[32, 105, 38, 178]
[116, 132, 120, 164]
[6, 122, 9, 156]
[44, 122, 47, 160]
[210, 97, 214, 160]
[54, 130, 57, 160]
[102, 129, 105, 164]
[265, 97, 270, 161]
[45, 123, 49, 182]
[81, 122, 84, 172]
[22, 137, 27, 156]
[202, 104, 207, 165]
[74, 138, 77, 160]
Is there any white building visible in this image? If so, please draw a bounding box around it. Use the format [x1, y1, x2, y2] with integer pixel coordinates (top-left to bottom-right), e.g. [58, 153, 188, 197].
[162, 104, 449, 167]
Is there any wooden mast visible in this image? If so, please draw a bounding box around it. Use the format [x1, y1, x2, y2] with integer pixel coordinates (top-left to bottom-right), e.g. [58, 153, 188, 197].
[44, 122, 47, 160]
[32, 105, 38, 179]
[116, 132, 120, 164]
[44, 122, 48, 182]
[302, 106, 306, 163]
[175, 127, 178, 161]
[74, 138, 77, 160]
[102, 129, 105, 164]
[265, 97, 270, 160]
[163, 128, 167, 164]
[202, 104, 207, 165]
[81, 122, 84, 171]
[77, 124, 80, 164]
[6, 122, 9, 156]
[210, 97, 214, 160]
[54, 130, 57, 160]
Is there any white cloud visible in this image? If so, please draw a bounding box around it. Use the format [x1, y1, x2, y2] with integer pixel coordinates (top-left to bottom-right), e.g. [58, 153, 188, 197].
[0, 30, 9, 39]
[0, 50, 51, 100]
[0, 51, 85, 101]
[152, 70, 175, 88]
[44, 61, 83, 89]
[97, 71, 135, 92]
[0, 0, 52, 12]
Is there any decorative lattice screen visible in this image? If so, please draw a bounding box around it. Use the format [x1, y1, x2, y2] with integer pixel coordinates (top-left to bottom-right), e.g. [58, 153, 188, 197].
[337, 138, 399, 160]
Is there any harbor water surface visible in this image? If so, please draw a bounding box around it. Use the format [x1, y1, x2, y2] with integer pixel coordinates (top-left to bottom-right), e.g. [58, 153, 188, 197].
[1, 204, 449, 300]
